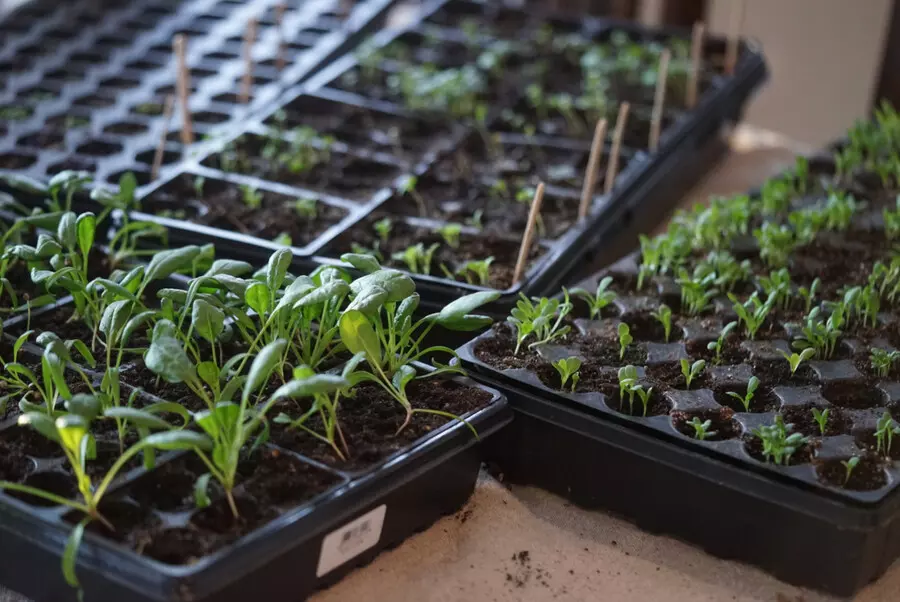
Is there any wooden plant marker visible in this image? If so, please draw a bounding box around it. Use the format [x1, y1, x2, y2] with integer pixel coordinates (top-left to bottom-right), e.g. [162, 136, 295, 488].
[725, 0, 745, 76]
[687, 22, 705, 109]
[240, 18, 258, 104]
[604, 103, 630, 194]
[513, 182, 546, 285]
[151, 95, 175, 181]
[578, 119, 608, 220]
[173, 34, 194, 145]
[649, 49, 671, 152]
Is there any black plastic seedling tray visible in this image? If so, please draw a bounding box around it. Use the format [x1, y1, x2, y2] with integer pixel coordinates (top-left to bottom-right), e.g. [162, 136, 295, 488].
[0, 0, 402, 186]
[112, 0, 767, 318]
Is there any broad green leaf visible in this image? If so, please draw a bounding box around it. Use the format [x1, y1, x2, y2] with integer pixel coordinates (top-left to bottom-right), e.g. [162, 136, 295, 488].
[212, 274, 250, 297]
[437, 291, 500, 321]
[197, 361, 219, 390]
[392, 364, 416, 394]
[120, 311, 156, 348]
[56, 212, 77, 249]
[205, 259, 253, 277]
[195, 402, 240, 439]
[349, 270, 415, 303]
[62, 519, 87, 590]
[88, 278, 138, 301]
[274, 275, 316, 313]
[272, 374, 349, 399]
[18, 412, 60, 442]
[43, 351, 71, 400]
[434, 314, 493, 331]
[145, 336, 195, 383]
[192, 299, 225, 343]
[345, 285, 387, 315]
[103, 407, 172, 430]
[55, 415, 88, 455]
[143, 430, 213, 452]
[340, 253, 381, 274]
[66, 340, 96, 368]
[66, 394, 101, 420]
[194, 473, 212, 509]
[265, 248, 292, 293]
[243, 339, 287, 401]
[152, 319, 177, 341]
[220, 375, 246, 403]
[393, 294, 419, 331]
[339, 310, 381, 362]
[245, 281, 270, 316]
[342, 352, 367, 378]
[75, 213, 96, 260]
[293, 280, 349, 308]
[0, 173, 47, 196]
[118, 172, 138, 205]
[145, 245, 202, 282]
[99, 299, 133, 339]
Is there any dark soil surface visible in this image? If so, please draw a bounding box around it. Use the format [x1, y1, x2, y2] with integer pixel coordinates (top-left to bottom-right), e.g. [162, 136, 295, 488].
[142, 174, 349, 246]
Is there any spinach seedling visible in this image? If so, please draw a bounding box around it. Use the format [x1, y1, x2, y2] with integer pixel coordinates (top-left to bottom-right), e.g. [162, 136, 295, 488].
[618, 323, 633, 360]
[680, 359, 706, 389]
[652, 304, 673, 342]
[617, 365, 638, 414]
[508, 291, 573, 354]
[293, 198, 318, 219]
[875, 411, 900, 457]
[393, 243, 439, 275]
[841, 456, 860, 486]
[438, 223, 462, 249]
[729, 292, 775, 340]
[571, 276, 616, 320]
[452, 257, 493, 286]
[399, 175, 428, 216]
[239, 184, 263, 209]
[374, 217, 393, 243]
[752, 415, 808, 465]
[727, 376, 759, 412]
[779, 348, 815, 376]
[811, 407, 830, 436]
[552, 356, 581, 392]
[631, 384, 654, 417]
[798, 278, 821, 313]
[793, 305, 843, 359]
[707, 321, 737, 364]
[870, 348, 900, 377]
[689, 417, 716, 441]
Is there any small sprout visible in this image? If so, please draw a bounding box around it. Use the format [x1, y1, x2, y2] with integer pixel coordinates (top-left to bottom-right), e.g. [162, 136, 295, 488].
[653, 304, 673, 342]
[779, 348, 815, 376]
[729, 292, 775, 340]
[617, 323, 633, 360]
[552, 357, 582, 392]
[679, 359, 706, 390]
[192, 176, 206, 197]
[870, 347, 900, 377]
[273, 232, 292, 246]
[293, 198, 318, 219]
[239, 184, 263, 209]
[393, 243, 438, 275]
[617, 365, 638, 414]
[727, 376, 759, 412]
[689, 417, 717, 441]
[798, 278, 821, 313]
[507, 292, 573, 354]
[812, 407, 830, 436]
[571, 276, 616, 320]
[632, 384, 654, 417]
[438, 223, 463, 248]
[752, 415, 809, 465]
[452, 257, 493, 286]
[841, 456, 861, 486]
[374, 217, 393, 243]
[465, 209, 484, 231]
[400, 175, 427, 216]
[707, 321, 737, 365]
[875, 411, 900, 457]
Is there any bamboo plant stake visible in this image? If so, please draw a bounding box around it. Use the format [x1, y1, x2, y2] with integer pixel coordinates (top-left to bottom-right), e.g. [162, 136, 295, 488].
[513, 182, 546, 285]
[275, 3, 287, 71]
[578, 119, 608, 220]
[240, 18, 258, 104]
[724, 0, 745, 75]
[686, 22, 705, 109]
[150, 95, 175, 181]
[649, 49, 670, 152]
[604, 103, 630, 194]
[173, 34, 194, 145]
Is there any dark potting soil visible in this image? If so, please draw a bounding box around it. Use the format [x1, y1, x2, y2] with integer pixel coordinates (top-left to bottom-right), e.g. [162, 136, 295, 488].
[323, 215, 547, 290]
[270, 378, 493, 472]
[816, 456, 889, 491]
[143, 174, 349, 246]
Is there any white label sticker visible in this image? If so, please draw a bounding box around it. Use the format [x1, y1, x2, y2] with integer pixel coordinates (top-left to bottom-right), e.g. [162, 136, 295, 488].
[316, 504, 387, 578]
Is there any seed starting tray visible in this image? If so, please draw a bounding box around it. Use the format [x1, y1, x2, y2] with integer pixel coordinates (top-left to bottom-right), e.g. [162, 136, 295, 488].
[109, 0, 767, 319]
[0, 0, 400, 186]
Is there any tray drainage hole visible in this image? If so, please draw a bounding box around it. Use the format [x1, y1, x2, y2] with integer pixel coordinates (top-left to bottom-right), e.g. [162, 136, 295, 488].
[76, 140, 123, 157]
[671, 408, 739, 441]
[9, 471, 76, 507]
[193, 111, 229, 125]
[0, 152, 37, 170]
[21, 86, 59, 103]
[17, 133, 65, 150]
[816, 457, 889, 491]
[132, 102, 166, 117]
[743, 432, 813, 466]
[0, 105, 33, 121]
[99, 76, 141, 90]
[822, 383, 886, 409]
[203, 51, 239, 62]
[714, 385, 778, 413]
[104, 121, 150, 136]
[135, 148, 181, 166]
[73, 93, 116, 109]
[48, 157, 97, 173]
[604, 386, 671, 418]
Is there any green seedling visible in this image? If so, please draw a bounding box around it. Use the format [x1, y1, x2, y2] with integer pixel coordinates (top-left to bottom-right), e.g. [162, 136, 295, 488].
[552, 357, 582, 392]
[617, 365, 638, 414]
[689, 417, 716, 441]
[653, 304, 673, 342]
[293, 198, 318, 219]
[618, 323, 633, 360]
[729, 292, 775, 340]
[239, 185, 263, 210]
[870, 348, 900, 377]
[679, 359, 706, 390]
[752, 415, 809, 465]
[812, 407, 830, 436]
[631, 384, 654, 417]
[707, 321, 737, 365]
[571, 276, 616, 320]
[841, 456, 861, 486]
[779, 348, 815, 376]
[508, 291, 573, 354]
[875, 412, 900, 457]
[727, 376, 759, 412]
[438, 223, 463, 248]
[374, 217, 393, 243]
[798, 278, 821, 314]
[392, 243, 438, 275]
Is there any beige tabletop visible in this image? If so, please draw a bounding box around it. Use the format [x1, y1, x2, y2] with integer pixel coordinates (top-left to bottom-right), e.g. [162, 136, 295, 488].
[3, 129, 894, 602]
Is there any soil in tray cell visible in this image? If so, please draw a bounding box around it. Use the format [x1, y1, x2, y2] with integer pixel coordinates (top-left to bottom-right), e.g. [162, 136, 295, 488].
[203, 133, 400, 202]
[322, 215, 546, 290]
[142, 174, 349, 247]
